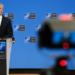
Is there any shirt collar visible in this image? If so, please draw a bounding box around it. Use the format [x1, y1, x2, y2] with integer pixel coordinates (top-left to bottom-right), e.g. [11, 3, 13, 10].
[0, 15, 2, 19]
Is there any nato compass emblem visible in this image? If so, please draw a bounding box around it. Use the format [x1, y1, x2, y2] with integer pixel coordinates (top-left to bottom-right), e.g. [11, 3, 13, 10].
[45, 13, 51, 19]
[24, 36, 30, 43]
[35, 25, 41, 31]
[0, 42, 5, 50]
[14, 25, 19, 31]
[24, 13, 30, 19]
[2, 13, 8, 17]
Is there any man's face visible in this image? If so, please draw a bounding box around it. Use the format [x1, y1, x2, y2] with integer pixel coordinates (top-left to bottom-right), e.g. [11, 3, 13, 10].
[0, 5, 4, 15]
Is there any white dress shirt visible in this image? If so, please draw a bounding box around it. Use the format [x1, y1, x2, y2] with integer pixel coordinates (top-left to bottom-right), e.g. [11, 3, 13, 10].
[0, 15, 2, 26]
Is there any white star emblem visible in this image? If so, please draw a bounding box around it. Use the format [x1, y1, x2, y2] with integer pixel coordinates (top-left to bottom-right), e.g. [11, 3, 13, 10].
[26, 38, 29, 41]
[47, 15, 50, 18]
[0, 45, 3, 49]
[5, 15, 7, 17]
[37, 26, 40, 29]
[15, 27, 18, 30]
[26, 15, 28, 18]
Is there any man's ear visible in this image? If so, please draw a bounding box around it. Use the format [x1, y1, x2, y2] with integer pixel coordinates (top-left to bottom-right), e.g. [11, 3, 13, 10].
[2, 9, 4, 12]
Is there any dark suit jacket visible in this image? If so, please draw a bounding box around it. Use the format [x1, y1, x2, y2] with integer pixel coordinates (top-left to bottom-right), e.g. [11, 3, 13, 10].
[0, 15, 13, 38]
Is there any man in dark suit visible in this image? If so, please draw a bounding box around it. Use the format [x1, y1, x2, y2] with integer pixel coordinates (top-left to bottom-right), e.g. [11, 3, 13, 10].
[0, 3, 13, 75]
[0, 3, 13, 38]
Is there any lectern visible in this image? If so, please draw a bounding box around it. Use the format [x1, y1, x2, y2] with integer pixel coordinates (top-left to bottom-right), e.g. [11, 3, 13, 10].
[0, 37, 15, 75]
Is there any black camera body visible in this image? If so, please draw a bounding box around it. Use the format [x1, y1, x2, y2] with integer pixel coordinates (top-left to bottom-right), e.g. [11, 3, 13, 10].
[38, 20, 75, 48]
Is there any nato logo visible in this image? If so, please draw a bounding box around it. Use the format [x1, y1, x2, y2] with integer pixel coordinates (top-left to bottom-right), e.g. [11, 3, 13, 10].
[72, 13, 75, 19]
[2, 13, 8, 17]
[35, 25, 41, 31]
[24, 13, 30, 19]
[19, 25, 25, 31]
[0, 42, 5, 50]
[45, 13, 51, 19]
[30, 13, 35, 19]
[24, 36, 30, 43]
[8, 13, 14, 19]
[14, 25, 19, 31]
[51, 13, 57, 19]
[30, 37, 36, 42]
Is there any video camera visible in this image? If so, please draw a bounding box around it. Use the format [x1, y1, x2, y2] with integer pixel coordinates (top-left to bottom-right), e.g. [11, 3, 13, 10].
[38, 20, 75, 49]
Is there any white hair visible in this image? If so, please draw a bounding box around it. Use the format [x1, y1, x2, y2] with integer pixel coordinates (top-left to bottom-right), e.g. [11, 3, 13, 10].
[0, 3, 4, 9]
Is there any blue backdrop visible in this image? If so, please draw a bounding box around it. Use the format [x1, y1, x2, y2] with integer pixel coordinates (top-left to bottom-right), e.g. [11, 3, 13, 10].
[1, 0, 75, 70]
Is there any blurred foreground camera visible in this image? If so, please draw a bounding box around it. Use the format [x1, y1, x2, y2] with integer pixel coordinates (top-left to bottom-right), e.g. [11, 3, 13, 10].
[40, 56, 73, 75]
[38, 20, 75, 48]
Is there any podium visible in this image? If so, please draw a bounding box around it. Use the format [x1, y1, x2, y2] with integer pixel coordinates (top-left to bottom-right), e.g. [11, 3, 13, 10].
[0, 37, 15, 75]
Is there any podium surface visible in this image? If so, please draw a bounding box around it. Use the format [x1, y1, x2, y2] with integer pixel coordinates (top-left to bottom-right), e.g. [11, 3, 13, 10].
[0, 38, 15, 75]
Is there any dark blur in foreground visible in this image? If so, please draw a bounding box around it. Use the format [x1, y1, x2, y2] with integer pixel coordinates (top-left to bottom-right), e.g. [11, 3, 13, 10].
[38, 14, 75, 75]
